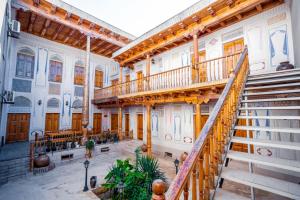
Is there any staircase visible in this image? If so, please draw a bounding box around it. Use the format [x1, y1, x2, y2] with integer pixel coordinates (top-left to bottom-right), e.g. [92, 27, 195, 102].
[215, 68, 300, 199]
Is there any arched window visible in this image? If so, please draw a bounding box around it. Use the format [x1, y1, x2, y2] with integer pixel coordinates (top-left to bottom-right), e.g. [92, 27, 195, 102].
[49, 55, 63, 83]
[12, 96, 32, 107]
[72, 99, 83, 109]
[47, 98, 60, 108]
[74, 61, 84, 85]
[16, 47, 35, 79]
[95, 69, 103, 88]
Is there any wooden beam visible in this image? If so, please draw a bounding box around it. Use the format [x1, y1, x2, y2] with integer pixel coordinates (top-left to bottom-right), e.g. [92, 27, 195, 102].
[98, 43, 114, 54]
[18, 1, 127, 47]
[73, 34, 86, 46]
[28, 12, 36, 32]
[64, 12, 71, 20]
[256, 4, 263, 12]
[103, 46, 119, 57]
[220, 21, 226, 27]
[77, 18, 83, 25]
[40, 18, 51, 36]
[63, 29, 76, 43]
[226, 0, 235, 8]
[91, 40, 106, 51]
[50, 4, 57, 14]
[236, 13, 242, 20]
[52, 24, 64, 40]
[207, 7, 216, 16]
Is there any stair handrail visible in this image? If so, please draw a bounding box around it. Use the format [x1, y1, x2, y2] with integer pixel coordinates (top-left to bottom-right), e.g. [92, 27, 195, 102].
[165, 47, 249, 200]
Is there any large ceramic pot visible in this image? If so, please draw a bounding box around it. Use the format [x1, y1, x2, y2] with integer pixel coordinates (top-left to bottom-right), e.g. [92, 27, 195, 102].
[90, 176, 97, 188]
[34, 153, 50, 168]
[276, 61, 294, 71]
[141, 144, 147, 152]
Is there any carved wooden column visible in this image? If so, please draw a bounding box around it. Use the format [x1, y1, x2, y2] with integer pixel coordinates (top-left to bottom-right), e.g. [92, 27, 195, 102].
[119, 66, 123, 95]
[118, 107, 123, 140]
[146, 104, 152, 155]
[146, 54, 151, 90]
[195, 103, 202, 141]
[82, 34, 91, 141]
[192, 31, 199, 83]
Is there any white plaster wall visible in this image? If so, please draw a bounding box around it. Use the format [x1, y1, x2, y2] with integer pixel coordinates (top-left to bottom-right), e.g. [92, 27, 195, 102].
[0, 30, 118, 141]
[291, 0, 300, 67]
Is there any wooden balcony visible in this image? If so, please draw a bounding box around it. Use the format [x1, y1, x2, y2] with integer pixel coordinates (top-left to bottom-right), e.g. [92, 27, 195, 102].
[93, 52, 242, 106]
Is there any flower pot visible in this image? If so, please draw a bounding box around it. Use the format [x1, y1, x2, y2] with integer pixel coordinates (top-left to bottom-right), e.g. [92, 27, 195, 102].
[34, 153, 50, 168]
[276, 61, 294, 71]
[90, 176, 97, 188]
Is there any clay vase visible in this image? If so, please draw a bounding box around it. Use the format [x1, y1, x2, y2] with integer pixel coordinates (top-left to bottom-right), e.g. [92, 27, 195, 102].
[141, 144, 147, 152]
[90, 176, 97, 188]
[276, 61, 294, 71]
[34, 153, 50, 168]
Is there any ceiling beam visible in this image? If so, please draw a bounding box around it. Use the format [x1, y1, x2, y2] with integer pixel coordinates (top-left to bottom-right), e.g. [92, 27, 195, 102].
[103, 46, 120, 56]
[73, 34, 86, 46]
[91, 40, 106, 51]
[18, 1, 127, 47]
[40, 18, 51, 36]
[28, 12, 37, 32]
[98, 43, 114, 54]
[52, 24, 64, 40]
[63, 29, 76, 43]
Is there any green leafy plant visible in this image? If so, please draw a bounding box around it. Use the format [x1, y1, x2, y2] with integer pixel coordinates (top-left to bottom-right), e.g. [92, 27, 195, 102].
[102, 149, 166, 199]
[85, 139, 95, 150]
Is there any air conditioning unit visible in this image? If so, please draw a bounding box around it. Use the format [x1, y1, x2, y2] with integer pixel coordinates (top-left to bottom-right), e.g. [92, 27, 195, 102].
[1, 90, 14, 104]
[9, 20, 20, 38]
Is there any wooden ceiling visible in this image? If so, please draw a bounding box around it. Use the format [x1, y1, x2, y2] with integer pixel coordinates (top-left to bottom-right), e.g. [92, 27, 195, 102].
[113, 0, 283, 66]
[15, 0, 134, 58]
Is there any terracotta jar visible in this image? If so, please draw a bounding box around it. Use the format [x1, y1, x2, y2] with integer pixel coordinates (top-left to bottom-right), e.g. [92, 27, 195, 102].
[34, 153, 50, 168]
[276, 61, 294, 71]
[141, 144, 147, 152]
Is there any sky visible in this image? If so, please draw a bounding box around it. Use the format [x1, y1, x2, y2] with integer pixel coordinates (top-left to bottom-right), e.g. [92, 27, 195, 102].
[63, 0, 200, 37]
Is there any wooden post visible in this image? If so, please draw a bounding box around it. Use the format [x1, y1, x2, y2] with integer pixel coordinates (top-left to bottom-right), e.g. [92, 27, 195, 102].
[82, 34, 91, 142]
[152, 179, 166, 200]
[119, 66, 123, 95]
[146, 54, 151, 90]
[195, 103, 202, 141]
[118, 107, 123, 140]
[193, 31, 199, 83]
[146, 104, 152, 155]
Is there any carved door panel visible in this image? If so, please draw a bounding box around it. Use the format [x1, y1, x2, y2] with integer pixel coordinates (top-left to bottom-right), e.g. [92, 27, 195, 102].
[6, 113, 30, 143]
[45, 113, 60, 132]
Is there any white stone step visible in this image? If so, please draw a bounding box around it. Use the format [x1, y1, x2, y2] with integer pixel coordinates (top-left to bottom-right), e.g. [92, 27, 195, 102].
[214, 188, 250, 200]
[241, 97, 300, 103]
[246, 77, 300, 86]
[237, 115, 300, 120]
[248, 70, 300, 81]
[245, 82, 300, 91]
[243, 89, 300, 96]
[231, 137, 300, 151]
[221, 168, 300, 199]
[248, 68, 300, 78]
[227, 151, 300, 172]
[239, 106, 300, 110]
[234, 126, 300, 134]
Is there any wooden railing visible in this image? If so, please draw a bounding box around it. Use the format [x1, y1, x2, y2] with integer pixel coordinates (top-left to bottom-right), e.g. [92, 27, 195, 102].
[163, 47, 249, 200]
[94, 52, 242, 100]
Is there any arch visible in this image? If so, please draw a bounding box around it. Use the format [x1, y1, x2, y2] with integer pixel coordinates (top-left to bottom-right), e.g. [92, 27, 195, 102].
[12, 96, 32, 107]
[18, 47, 35, 56]
[47, 98, 60, 108]
[50, 54, 63, 62]
[75, 60, 84, 67]
[72, 99, 83, 109]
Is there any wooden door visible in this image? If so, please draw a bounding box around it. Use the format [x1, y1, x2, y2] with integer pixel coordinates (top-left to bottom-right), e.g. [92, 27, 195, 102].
[111, 114, 118, 132]
[137, 114, 143, 140]
[125, 114, 130, 137]
[136, 71, 143, 92]
[191, 51, 206, 83]
[111, 79, 119, 96]
[125, 74, 130, 94]
[193, 114, 209, 139]
[223, 38, 244, 75]
[93, 113, 102, 134]
[6, 113, 30, 143]
[72, 113, 82, 131]
[45, 113, 60, 132]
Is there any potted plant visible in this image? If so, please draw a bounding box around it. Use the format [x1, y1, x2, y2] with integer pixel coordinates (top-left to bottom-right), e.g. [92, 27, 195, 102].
[85, 139, 95, 158]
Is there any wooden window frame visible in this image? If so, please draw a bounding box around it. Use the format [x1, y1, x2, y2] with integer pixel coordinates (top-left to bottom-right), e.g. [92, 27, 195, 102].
[74, 66, 85, 85]
[16, 52, 35, 79]
[49, 60, 63, 83]
[94, 70, 103, 88]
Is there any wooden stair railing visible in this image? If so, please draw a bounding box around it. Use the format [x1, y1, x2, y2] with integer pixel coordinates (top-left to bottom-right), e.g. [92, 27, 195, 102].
[162, 47, 249, 200]
[94, 52, 242, 100]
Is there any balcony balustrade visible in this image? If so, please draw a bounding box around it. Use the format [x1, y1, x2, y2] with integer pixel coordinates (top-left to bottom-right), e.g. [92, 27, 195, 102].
[94, 52, 242, 100]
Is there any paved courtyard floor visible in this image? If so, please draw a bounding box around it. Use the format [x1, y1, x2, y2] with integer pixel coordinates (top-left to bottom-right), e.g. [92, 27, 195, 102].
[0, 140, 177, 200]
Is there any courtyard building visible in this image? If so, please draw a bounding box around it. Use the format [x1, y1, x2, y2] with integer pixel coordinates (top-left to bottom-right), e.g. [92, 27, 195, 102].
[0, 0, 299, 199]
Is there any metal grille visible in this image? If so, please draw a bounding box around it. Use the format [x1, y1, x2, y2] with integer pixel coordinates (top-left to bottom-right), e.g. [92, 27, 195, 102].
[48, 83, 61, 95]
[12, 96, 32, 107]
[12, 79, 32, 93]
[74, 86, 84, 97]
[47, 98, 60, 108]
